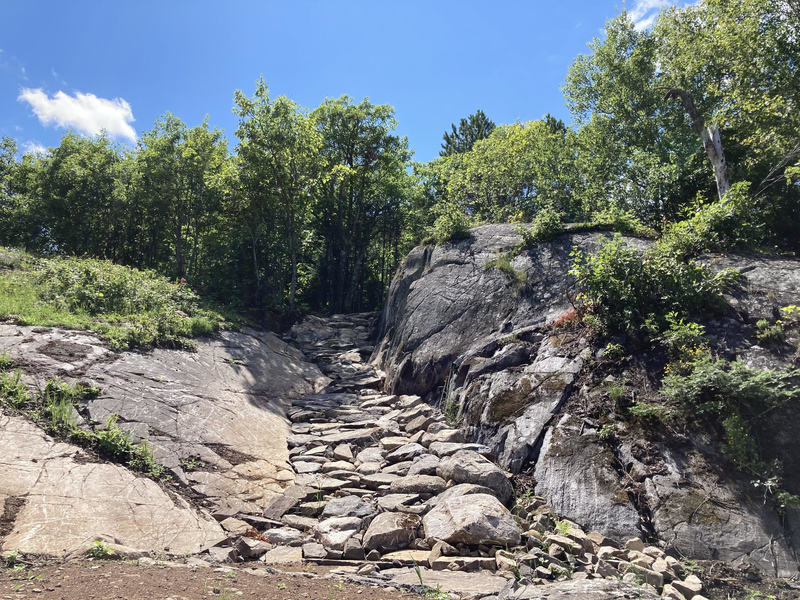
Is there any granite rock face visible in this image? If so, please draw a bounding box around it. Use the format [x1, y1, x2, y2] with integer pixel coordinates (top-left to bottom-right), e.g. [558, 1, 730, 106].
[0, 413, 224, 556]
[371, 224, 800, 576]
[0, 324, 327, 556]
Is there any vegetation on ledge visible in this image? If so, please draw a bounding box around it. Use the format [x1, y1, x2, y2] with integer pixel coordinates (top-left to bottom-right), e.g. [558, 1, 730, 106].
[0, 246, 232, 350]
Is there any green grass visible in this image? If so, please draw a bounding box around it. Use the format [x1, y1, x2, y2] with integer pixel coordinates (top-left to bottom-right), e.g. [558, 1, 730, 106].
[0, 247, 237, 350]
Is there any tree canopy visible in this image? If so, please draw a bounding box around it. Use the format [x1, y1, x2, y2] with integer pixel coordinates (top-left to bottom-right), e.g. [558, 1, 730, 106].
[1, 0, 797, 320]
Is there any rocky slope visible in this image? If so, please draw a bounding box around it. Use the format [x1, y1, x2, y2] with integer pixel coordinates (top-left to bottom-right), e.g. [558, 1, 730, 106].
[0, 324, 326, 556]
[371, 224, 800, 578]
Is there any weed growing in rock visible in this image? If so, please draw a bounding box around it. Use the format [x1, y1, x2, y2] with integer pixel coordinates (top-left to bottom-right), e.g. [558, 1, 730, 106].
[627, 401, 674, 421]
[413, 562, 451, 600]
[754, 319, 786, 347]
[485, 251, 528, 293]
[86, 540, 116, 560]
[0, 369, 29, 410]
[554, 519, 572, 536]
[597, 424, 616, 442]
[605, 379, 627, 404]
[0, 372, 167, 480]
[96, 415, 166, 479]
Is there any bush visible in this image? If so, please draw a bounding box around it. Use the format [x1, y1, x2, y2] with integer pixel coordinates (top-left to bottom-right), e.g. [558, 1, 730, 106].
[425, 203, 472, 244]
[658, 182, 763, 259]
[662, 355, 800, 508]
[569, 234, 736, 336]
[755, 319, 786, 347]
[662, 356, 800, 417]
[0, 251, 229, 350]
[518, 206, 563, 247]
[589, 206, 656, 238]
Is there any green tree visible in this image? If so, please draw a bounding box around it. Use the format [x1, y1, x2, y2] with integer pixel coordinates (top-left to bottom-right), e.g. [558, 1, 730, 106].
[234, 79, 322, 311]
[443, 119, 581, 222]
[133, 114, 228, 279]
[440, 109, 496, 156]
[311, 96, 411, 312]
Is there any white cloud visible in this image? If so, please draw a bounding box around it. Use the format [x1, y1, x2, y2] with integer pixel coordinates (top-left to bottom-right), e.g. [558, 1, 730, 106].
[18, 88, 136, 142]
[21, 141, 48, 156]
[628, 0, 671, 30]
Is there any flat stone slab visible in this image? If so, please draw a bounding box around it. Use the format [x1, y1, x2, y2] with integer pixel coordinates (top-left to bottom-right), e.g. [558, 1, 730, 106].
[0, 414, 225, 556]
[389, 567, 508, 598]
[0, 325, 329, 516]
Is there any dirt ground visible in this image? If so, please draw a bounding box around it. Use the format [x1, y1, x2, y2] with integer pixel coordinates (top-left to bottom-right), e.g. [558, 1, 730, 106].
[0, 559, 416, 600]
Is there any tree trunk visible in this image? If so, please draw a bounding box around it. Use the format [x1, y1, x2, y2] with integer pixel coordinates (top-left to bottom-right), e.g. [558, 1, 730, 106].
[664, 87, 731, 200]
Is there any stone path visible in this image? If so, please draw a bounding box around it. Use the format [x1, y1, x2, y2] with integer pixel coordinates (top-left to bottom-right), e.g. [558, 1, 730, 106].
[207, 313, 708, 600]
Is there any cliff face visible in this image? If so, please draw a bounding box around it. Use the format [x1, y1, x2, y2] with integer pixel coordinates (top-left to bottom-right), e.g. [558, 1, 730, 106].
[372, 224, 800, 577]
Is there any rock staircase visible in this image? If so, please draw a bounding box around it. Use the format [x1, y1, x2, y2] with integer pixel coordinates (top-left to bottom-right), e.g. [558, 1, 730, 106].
[212, 313, 708, 600]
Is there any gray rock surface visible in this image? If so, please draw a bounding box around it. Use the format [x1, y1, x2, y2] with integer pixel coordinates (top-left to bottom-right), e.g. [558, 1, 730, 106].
[361, 512, 421, 552]
[0, 413, 224, 556]
[0, 325, 328, 519]
[422, 493, 521, 546]
[370, 224, 800, 575]
[437, 450, 513, 505]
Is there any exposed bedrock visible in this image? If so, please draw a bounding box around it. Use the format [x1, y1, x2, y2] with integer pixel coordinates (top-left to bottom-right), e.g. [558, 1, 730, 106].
[0, 324, 327, 556]
[371, 224, 800, 577]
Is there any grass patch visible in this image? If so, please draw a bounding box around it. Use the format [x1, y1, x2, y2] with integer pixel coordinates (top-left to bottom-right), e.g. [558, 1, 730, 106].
[485, 251, 528, 293]
[0, 247, 237, 350]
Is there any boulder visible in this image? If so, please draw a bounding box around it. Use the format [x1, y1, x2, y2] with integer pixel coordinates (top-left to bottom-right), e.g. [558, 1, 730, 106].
[407, 454, 440, 476]
[385, 442, 427, 463]
[422, 493, 520, 546]
[388, 475, 447, 496]
[312, 516, 362, 551]
[437, 450, 513, 504]
[0, 414, 224, 557]
[320, 495, 375, 519]
[362, 512, 421, 552]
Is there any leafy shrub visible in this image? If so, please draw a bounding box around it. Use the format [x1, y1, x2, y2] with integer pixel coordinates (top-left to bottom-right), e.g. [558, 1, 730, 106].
[657, 182, 763, 259]
[425, 203, 472, 244]
[601, 342, 626, 361]
[597, 424, 616, 442]
[570, 234, 735, 336]
[0, 253, 230, 350]
[518, 206, 563, 247]
[86, 540, 116, 560]
[662, 356, 800, 417]
[662, 355, 800, 496]
[589, 206, 656, 238]
[628, 401, 674, 421]
[755, 319, 786, 347]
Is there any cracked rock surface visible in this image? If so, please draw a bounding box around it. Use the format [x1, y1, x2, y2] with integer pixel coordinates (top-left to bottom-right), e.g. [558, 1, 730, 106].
[0, 324, 327, 555]
[200, 312, 715, 600]
[371, 224, 800, 578]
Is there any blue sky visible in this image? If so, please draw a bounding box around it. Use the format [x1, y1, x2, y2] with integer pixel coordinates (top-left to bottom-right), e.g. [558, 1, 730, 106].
[0, 0, 676, 163]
